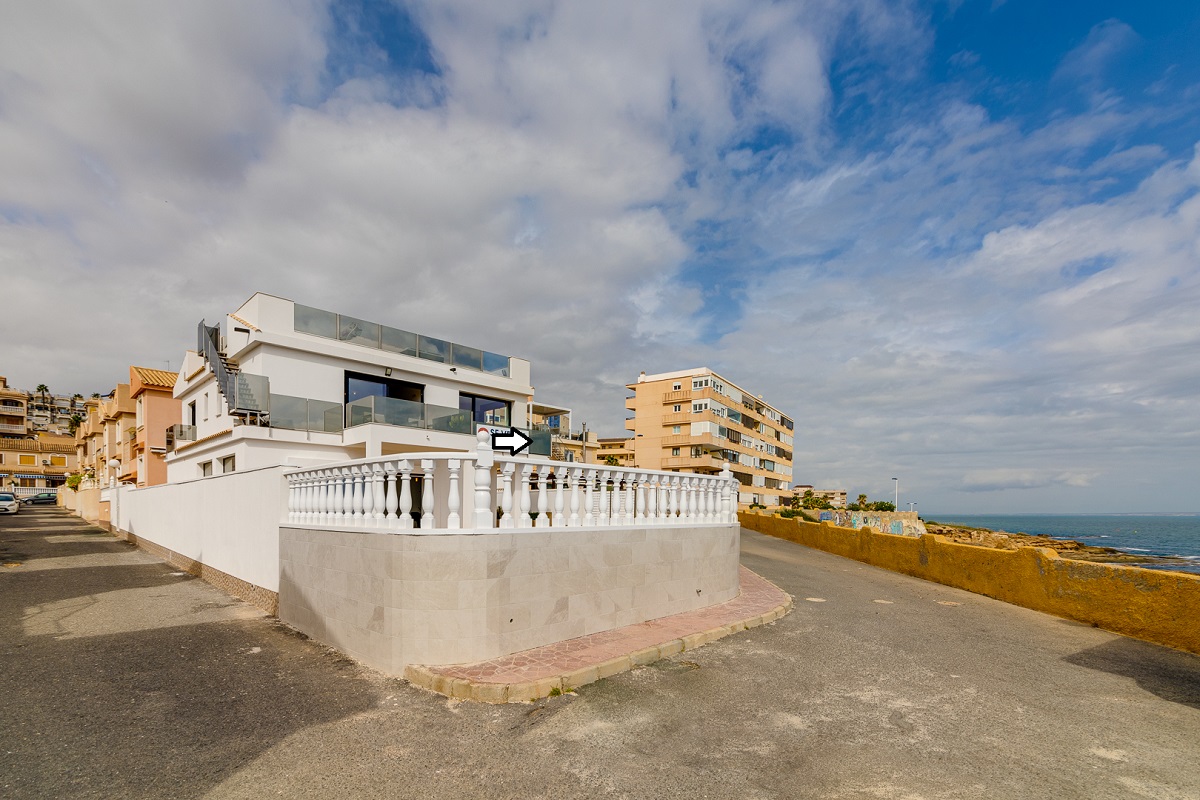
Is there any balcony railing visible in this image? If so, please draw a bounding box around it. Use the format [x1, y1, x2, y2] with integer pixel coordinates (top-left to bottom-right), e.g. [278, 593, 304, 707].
[166, 424, 197, 450]
[0, 422, 25, 434]
[269, 394, 344, 433]
[346, 396, 473, 434]
[284, 432, 738, 531]
[293, 304, 512, 379]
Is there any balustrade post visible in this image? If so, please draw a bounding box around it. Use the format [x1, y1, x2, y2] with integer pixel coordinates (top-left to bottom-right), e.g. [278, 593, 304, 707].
[286, 475, 297, 523]
[568, 467, 582, 526]
[371, 463, 386, 524]
[446, 459, 461, 529]
[552, 467, 566, 527]
[330, 469, 344, 523]
[668, 476, 679, 522]
[420, 459, 435, 529]
[583, 469, 596, 526]
[474, 431, 495, 530]
[635, 474, 647, 524]
[645, 476, 657, 524]
[299, 475, 310, 524]
[599, 475, 609, 526]
[720, 462, 732, 523]
[384, 461, 399, 528]
[398, 460, 414, 529]
[535, 467, 550, 528]
[500, 462, 514, 528]
[349, 466, 362, 526]
[312, 471, 325, 524]
[519, 464, 533, 528]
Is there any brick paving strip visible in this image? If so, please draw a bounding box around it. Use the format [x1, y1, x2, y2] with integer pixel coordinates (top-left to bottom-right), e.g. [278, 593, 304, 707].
[405, 566, 792, 703]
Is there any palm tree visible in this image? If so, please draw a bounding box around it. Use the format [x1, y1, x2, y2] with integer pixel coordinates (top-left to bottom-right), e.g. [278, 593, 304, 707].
[36, 384, 48, 401]
[91, 392, 100, 399]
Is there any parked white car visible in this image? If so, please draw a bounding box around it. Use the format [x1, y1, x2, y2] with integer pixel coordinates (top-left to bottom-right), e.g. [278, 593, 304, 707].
[0, 492, 20, 515]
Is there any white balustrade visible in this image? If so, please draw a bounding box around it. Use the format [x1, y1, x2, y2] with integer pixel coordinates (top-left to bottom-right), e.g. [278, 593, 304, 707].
[283, 435, 739, 533]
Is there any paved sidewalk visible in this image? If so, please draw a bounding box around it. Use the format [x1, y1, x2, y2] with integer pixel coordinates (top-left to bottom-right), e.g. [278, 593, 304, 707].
[406, 566, 792, 703]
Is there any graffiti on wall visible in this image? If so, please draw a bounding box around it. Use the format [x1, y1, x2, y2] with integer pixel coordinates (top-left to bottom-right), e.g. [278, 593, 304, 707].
[818, 509, 926, 538]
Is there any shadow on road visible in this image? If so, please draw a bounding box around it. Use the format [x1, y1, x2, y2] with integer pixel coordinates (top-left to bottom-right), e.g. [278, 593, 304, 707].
[1064, 637, 1200, 711]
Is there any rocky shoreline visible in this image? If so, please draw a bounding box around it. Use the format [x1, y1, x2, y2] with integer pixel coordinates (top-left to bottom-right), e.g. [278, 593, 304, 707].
[923, 521, 1195, 569]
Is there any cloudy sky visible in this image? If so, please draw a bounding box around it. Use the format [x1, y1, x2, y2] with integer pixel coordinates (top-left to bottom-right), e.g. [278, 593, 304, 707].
[3, 1, 1198, 513]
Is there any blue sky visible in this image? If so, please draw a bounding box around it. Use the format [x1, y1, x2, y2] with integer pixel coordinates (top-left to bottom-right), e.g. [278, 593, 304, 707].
[2, 1, 1198, 513]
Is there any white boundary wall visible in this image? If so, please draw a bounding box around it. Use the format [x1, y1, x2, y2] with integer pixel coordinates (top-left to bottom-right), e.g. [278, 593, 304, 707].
[114, 466, 289, 592]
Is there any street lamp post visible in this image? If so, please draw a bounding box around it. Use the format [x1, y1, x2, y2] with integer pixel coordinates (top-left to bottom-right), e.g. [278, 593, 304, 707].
[892, 477, 898, 510]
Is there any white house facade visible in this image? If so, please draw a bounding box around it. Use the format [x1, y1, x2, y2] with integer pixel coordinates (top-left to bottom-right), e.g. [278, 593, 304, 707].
[165, 292, 539, 482]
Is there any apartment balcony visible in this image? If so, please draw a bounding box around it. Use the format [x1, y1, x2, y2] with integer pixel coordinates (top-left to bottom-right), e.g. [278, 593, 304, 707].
[662, 411, 690, 425]
[661, 454, 725, 472]
[624, 418, 635, 431]
[624, 397, 636, 412]
[347, 396, 473, 434]
[166, 424, 197, 450]
[0, 422, 25, 435]
[662, 389, 691, 403]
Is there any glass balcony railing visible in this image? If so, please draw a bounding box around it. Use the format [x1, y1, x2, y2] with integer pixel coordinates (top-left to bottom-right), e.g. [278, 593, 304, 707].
[346, 396, 474, 434]
[294, 303, 512, 378]
[269, 394, 344, 433]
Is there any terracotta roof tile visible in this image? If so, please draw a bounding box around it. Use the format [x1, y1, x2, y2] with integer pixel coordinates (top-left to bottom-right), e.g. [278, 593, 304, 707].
[131, 367, 178, 389]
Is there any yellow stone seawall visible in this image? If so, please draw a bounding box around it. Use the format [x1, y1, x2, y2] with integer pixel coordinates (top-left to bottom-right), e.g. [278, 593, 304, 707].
[740, 513, 1200, 655]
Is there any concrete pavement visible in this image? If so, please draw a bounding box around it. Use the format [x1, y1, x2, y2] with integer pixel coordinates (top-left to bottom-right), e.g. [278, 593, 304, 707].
[3, 506, 1199, 799]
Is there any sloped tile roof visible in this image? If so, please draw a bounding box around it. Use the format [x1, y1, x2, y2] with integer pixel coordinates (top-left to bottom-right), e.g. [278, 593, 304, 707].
[131, 367, 178, 389]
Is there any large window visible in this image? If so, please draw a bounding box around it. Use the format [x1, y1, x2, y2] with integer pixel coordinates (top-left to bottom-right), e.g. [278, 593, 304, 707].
[459, 393, 510, 426]
[344, 371, 423, 405]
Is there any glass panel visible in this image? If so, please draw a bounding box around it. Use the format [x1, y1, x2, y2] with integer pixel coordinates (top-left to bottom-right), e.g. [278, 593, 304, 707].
[338, 315, 381, 348]
[232, 373, 270, 412]
[381, 326, 418, 357]
[311, 400, 344, 433]
[529, 428, 552, 457]
[451, 344, 483, 371]
[427, 404, 473, 434]
[482, 352, 510, 377]
[269, 394, 308, 431]
[418, 335, 448, 363]
[346, 397, 375, 427]
[294, 304, 337, 338]
[371, 396, 427, 428]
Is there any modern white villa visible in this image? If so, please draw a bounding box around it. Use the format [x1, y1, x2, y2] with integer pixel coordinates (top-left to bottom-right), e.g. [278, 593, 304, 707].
[166, 292, 547, 481]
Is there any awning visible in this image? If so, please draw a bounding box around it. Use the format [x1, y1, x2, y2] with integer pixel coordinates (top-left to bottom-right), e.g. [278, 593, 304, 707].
[14, 473, 43, 480]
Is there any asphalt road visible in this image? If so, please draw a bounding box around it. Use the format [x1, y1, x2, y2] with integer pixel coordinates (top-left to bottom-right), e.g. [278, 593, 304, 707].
[2, 507, 1198, 799]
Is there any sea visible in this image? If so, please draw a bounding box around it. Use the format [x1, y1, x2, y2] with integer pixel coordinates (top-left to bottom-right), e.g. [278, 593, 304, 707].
[925, 514, 1200, 575]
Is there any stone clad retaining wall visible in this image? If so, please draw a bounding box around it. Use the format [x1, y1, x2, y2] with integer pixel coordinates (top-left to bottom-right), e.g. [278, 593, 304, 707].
[741, 512, 1200, 655]
[279, 524, 740, 674]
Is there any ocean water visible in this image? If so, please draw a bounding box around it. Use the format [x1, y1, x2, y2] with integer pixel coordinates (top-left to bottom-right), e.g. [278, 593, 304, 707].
[926, 514, 1200, 575]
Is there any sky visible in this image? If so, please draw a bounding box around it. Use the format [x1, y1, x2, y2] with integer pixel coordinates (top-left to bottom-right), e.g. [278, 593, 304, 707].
[2, 1, 1199, 514]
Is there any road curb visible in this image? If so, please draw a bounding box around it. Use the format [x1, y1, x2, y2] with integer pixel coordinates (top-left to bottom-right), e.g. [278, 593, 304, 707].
[404, 571, 793, 703]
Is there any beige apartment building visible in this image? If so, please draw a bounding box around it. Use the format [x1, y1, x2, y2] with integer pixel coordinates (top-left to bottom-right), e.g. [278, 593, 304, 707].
[625, 368, 794, 508]
[0, 377, 27, 437]
[0, 434, 77, 496]
[596, 436, 635, 467]
[129, 366, 180, 487]
[75, 384, 136, 485]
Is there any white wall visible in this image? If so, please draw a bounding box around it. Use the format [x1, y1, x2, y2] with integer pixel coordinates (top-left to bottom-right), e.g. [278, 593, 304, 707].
[115, 466, 289, 591]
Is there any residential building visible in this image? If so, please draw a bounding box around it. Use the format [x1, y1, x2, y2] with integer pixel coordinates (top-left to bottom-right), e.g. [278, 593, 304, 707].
[596, 436, 635, 467]
[625, 368, 794, 507]
[129, 366, 180, 487]
[0, 433, 78, 496]
[74, 385, 136, 485]
[528, 401, 599, 463]
[0, 377, 27, 438]
[165, 292, 539, 482]
[792, 485, 847, 508]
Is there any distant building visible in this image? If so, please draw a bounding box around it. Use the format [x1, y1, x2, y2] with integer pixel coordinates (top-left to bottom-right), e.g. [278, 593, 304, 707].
[0, 377, 27, 438]
[596, 436, 635, 467]
[0, 376, 86, 437]
[792, 485, 847, 508]
[528, 401, 599, 464]
[0, 433, 77, 496]
[625, 368, 794, 507]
